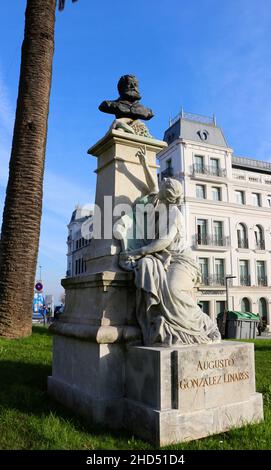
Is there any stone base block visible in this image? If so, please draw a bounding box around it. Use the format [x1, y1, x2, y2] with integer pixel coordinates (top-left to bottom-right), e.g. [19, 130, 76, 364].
[48, 339, 264, 446]
[124, 341, 264, 445]
[49, 335, 126, 401]
[48, 335, 126, 429]
[48, 376, 123, 428]
[61, 271, 136, 327]
[124, 393, 263, 446]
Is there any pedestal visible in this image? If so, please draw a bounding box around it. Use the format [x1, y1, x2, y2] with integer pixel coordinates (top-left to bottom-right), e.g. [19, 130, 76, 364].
[86, 129, 167, 272]
[48, 129, 166, 430]
[124, 341, 263, 445]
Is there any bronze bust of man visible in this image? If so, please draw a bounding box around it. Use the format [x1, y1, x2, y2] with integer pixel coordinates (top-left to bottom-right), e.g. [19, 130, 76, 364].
[99, 75, 154, 121]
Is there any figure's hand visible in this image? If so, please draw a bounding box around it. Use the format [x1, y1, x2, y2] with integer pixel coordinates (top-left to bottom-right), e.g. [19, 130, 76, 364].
[126, 248, 143, 257]
[127, 254, 142, 261]
[126, 247, 147, 259]
[139, 246, 148, 256]
[135, 145, 147, 166]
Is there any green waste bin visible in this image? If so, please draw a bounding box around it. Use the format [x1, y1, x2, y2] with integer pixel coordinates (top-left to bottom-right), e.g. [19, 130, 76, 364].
[217, 311, 260, 339]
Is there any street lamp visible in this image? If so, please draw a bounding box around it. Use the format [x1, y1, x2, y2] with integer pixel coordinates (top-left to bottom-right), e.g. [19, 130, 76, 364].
[225, 275, 237, 313]
[221, 275, 237, 339]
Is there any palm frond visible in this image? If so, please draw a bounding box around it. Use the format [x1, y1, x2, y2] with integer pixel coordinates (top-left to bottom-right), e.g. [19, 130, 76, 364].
[58, 0, 78, 12]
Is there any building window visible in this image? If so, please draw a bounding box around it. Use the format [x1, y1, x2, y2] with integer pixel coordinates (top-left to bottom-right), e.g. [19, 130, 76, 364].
[216, 301, 226, 316]
[213, 221, 223, 245]
[212, 187, 221, 201]
[194, 155, 204, 173]
[237, 223, 248, 249]
[198, 301, 210, 315]
[210, 158, 219, 176]
[196, 184, 206, 199]
[198, 258, 209, 285]
[252, 192, 261, 207]
[214, 259, 225, 285]
[76, 240, 79, 250]
[254, 225, 265, 250]
[161, 158, 173, 178]
[257, 261, 267, 286]
[235, 190, 245, 205]
[75, 259, 78, 275]
[166, 158, 173, 176]
[239, 260, 250, 286]
[267, 195, 271, 207]
[197, 219, 207, 245]
[241, 297, 251, 313]
[259, 298, 267, 319]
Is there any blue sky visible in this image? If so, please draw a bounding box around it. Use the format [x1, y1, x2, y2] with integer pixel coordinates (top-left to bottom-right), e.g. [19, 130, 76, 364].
[1, 0, 271, 300]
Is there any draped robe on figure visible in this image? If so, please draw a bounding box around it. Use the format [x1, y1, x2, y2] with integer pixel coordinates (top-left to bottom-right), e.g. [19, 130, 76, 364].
[118, 194, 221, 346]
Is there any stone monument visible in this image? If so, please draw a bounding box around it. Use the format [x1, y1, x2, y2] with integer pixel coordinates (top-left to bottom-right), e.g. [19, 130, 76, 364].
[48, 76, 263, 446]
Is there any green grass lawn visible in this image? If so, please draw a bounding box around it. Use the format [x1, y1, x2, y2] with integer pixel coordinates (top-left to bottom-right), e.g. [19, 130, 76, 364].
[0, 326, 270, 450]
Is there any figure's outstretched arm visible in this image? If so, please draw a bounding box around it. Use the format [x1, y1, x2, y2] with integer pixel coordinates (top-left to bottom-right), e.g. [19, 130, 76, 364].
[136, 145, 159, 194]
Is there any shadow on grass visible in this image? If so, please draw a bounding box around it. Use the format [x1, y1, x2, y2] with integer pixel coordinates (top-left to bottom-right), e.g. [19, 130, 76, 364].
[0, 358, 146, 447]
[32, 325, 52, 336]
[254, 343, 271, 352]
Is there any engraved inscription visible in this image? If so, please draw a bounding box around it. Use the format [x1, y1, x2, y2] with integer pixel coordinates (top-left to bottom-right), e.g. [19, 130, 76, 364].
[180, 356, 250, 390]
[197, 358, 234, 371]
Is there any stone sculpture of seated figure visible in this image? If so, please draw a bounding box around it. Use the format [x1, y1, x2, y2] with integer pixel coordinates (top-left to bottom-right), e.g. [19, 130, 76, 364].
[115, 146, 221, 346]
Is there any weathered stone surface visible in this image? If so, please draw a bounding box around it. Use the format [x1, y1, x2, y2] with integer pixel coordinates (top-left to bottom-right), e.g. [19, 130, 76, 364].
[176, 341, 255, 412]
[60, 271, 136, 327]
[124, 341, 263, 445]
[50, 323, 141, 344]
[86, 130, 166, 271]
[125, 393, 263, 446]
[126, 342, 256, 411]
[51, 336, 126, 399]
[48, 376, 124, 428]
[49, 338, 263, 446]
[125, 346, 172, 410]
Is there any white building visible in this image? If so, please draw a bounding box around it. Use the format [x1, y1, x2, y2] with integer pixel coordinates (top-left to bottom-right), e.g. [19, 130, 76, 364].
[66, 205, 93, 277]
[158, 110, 271, 331]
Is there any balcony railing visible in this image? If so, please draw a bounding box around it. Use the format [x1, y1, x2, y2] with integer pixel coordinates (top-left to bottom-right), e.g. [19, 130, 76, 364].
[237, 239, 249, 249]
[192, 163, 226, 178]
[257, 276, 267, 286]
[200, 275, 226, 286]
[240, 276, 251, 286]
[195, 234, 230, 247]
[256, 241, 265, 250]
[170, 110, 216, 126]
[161, 167, 174, 179]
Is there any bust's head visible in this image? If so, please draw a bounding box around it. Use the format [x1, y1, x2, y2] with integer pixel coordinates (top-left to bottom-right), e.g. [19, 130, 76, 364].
[158, 178, 183, 205]
[117, 75, 141, 102]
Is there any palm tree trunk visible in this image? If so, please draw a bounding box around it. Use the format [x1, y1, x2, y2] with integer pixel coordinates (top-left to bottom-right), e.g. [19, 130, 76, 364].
[0, 0, 56, 338]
